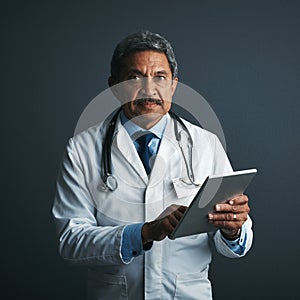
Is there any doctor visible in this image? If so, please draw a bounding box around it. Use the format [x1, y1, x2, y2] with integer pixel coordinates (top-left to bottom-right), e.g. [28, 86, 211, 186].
[53, 30, 252, 300]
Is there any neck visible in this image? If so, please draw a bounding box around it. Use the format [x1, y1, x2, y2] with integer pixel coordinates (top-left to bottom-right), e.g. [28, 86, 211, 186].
[125, 113, 164, 130]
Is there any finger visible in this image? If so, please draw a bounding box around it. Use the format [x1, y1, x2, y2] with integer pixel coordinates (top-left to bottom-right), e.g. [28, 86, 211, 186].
[208, 212, 248, 223]
[165, 204, 181, 216]
[164, 207, 187, 231]
[215, 202, 250, 214]
[165, 204, 187, 216]
[228, 194, 249, 206]
[161, 217, 177, 234]
[172, 209, 185, 221]
[156, 204, 183, 220]
[166, 213, 180, 228]
[177, 205, 187, 213]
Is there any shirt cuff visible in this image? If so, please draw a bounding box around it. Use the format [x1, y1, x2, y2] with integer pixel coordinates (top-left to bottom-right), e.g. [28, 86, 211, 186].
[121, 223, 152, 263]
[221, 224, 247, 255]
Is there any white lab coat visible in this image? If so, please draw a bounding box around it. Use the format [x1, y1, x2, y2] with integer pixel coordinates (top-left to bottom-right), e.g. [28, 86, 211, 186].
[52, 113, 253, 300]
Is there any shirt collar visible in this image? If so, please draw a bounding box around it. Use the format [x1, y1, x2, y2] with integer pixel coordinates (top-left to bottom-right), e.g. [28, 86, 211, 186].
[120, 110, 167, 139]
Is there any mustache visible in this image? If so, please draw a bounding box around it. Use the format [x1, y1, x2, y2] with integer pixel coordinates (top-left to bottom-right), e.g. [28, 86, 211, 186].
[133, 98, 163, 106]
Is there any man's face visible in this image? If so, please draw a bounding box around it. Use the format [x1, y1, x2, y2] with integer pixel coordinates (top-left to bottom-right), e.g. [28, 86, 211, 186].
[109, 50, 178, 128]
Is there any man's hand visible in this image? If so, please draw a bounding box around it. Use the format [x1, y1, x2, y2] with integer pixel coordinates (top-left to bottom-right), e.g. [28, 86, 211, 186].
[208, 194, 250, 239]
[142, 205, 187, 245]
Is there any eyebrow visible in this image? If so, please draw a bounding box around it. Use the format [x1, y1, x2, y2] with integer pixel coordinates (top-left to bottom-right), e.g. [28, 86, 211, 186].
[155, 70, 168, 75]
[126, 69, 169, 76]
[126, 69, 144, 76]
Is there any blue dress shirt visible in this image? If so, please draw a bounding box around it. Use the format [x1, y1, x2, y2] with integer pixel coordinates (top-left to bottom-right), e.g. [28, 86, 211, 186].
[119, 111, 246, 262]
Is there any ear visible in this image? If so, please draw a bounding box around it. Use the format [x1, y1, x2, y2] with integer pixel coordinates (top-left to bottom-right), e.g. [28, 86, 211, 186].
[108, 76, 117, 87]
[108, 76, 123, 102]
[171, 77, 179, 96]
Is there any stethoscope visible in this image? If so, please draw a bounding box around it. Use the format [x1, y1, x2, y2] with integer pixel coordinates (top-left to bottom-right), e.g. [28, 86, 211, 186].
[100, 107, 200, 191]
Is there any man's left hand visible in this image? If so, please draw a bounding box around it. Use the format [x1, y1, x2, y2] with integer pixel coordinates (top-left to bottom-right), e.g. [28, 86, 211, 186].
[208, 194, 250, 239]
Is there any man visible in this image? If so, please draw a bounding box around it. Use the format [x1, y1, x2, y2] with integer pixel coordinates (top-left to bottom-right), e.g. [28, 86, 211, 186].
[53, 31, 252, 300]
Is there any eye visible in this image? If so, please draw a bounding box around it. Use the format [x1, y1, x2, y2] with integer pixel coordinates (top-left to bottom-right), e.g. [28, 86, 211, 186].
[129, 75, 142, 81]
[156, 75, 166, 80]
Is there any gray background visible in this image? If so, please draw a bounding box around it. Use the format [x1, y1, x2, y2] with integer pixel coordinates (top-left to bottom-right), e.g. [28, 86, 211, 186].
[1, 1, 299, 299]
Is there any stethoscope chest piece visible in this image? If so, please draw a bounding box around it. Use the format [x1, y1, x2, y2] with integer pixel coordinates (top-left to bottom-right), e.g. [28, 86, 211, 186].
[99, 174, 118, 192]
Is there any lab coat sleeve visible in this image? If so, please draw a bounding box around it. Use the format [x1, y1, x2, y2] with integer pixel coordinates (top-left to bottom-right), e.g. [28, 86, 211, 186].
[213, 217, 253, 258]
[52, 138, 126, 266]
[211, 134, 254, 258]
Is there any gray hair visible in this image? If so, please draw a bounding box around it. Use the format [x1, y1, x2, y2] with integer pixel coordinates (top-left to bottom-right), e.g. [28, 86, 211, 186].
[110, 30, 178, 80]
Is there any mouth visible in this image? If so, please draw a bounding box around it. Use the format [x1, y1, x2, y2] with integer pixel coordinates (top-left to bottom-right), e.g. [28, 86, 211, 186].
[133, 98, 163, 107]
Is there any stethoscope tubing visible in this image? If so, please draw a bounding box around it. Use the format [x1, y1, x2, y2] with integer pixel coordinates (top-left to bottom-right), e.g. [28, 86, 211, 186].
[101, 108, 198, 191]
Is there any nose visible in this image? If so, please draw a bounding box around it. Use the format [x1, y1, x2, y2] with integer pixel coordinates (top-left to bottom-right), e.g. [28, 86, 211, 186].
[140, 77, 157, 97]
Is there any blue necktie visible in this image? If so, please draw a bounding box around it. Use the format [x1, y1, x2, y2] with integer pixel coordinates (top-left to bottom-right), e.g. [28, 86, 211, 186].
[136, 132, 155, 175]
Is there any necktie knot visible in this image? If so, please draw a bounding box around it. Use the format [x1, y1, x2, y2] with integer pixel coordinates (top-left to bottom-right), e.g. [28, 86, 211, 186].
[136, 132, 156, 175]
[136, 132, 155, 147]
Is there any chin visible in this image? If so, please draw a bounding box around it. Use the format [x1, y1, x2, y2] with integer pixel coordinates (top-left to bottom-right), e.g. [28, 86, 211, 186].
[129, 112, 165, 128]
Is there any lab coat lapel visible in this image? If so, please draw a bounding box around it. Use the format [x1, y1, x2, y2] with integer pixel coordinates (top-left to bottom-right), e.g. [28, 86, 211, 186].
[113, 118, 148, 185]
[148, 115, 180, 187]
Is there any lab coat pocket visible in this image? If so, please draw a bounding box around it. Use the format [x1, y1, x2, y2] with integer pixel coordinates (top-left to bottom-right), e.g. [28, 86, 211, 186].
[174, 267, 212, 300]
[164, 178, 201, 207]
[87, 272, 128, 300]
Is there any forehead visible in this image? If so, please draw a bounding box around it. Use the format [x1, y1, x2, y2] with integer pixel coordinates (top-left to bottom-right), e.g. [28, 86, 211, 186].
[122, 50, 171, 72]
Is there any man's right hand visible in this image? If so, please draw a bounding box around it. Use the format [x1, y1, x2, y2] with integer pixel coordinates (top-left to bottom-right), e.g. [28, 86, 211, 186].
[141, 205, 187, 244]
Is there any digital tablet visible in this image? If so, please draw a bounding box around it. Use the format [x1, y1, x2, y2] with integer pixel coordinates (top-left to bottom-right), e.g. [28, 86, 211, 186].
[169, 168, 257, 239]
